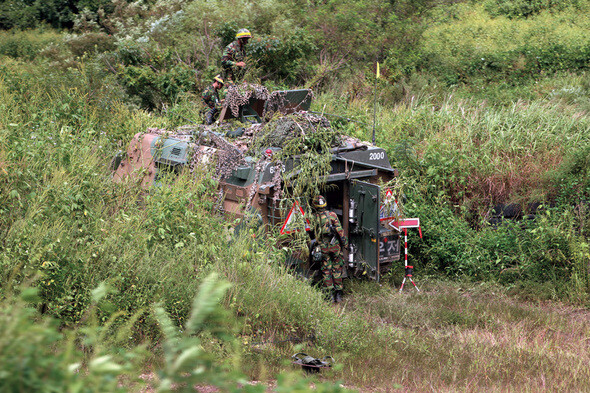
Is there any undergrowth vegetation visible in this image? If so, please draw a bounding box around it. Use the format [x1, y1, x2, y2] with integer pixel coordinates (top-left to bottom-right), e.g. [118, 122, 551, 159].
[0, 0, 589, 391]
[422, 3, 590, 84]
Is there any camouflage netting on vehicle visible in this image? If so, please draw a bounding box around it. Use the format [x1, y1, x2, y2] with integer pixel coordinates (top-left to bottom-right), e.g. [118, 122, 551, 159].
[199, 130, 246, 180]
[145, 126, 246, 180]
[225, 83, 270, 117]
[143, 80, 368, 186]
[250, 112, 339, 152]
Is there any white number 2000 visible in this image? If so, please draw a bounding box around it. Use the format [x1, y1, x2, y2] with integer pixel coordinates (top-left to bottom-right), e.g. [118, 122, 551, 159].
[369, 151, 385, 160]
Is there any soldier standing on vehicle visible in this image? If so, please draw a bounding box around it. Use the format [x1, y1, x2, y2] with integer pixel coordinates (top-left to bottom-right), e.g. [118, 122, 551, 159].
[201, 75, 224, 125]
[312, 195, 347, 303]
[221, 28, 251, 84]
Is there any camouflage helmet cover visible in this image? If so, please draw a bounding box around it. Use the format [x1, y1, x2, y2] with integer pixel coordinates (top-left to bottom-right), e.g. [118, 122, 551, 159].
[312, 195, 327, 209]
[236, 28, 252, 39]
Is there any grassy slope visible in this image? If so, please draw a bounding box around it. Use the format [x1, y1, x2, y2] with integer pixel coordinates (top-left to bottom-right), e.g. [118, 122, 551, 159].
[319, 280, 590, 391]
[217, 247, 590, 391]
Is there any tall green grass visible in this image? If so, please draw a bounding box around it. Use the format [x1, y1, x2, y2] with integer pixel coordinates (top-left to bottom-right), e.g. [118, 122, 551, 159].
[0, 60, 215, 333]
[0, 28, 61, 60]
[422, 3, 590, 83]
[316, 79, 590, 207]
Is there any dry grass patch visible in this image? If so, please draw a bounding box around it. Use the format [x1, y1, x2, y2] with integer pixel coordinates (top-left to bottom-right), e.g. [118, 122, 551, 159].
[333, 280, 590, 391]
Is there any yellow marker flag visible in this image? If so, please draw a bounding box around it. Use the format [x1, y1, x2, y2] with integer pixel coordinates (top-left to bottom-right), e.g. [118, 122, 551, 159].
[376, 62, 380, 78]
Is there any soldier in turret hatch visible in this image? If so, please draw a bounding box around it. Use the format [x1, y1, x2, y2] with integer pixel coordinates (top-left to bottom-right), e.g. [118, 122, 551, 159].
[201, 75, 224, 125]
[311, 195, 347, 303]
[221, 28, 251, 84]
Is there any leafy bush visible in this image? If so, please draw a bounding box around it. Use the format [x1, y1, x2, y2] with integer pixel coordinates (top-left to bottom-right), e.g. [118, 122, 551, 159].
[215, 21, 241, 48]
[66, 32, 116, 57]
[247, 32, 316, 84]
[0, 29, 61, 60]
[548, 144, 590, 205]
[0, 287, 141, 392]
[0, 0, 117, 30]
[105, 39, 198, 109]
[402, 189, 590, 294]
[484, 0, 581, 19]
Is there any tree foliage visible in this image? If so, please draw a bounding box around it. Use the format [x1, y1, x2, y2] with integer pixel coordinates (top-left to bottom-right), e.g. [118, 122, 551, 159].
[0, 0, 117, 29]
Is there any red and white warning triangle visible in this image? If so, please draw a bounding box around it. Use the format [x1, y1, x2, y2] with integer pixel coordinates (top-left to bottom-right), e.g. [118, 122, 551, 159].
[280, 201, 311, 235]
[380, 189, 399, 221]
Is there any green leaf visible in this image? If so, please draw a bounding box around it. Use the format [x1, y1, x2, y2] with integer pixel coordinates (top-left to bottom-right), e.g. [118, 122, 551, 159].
[21, 287, 41, 304]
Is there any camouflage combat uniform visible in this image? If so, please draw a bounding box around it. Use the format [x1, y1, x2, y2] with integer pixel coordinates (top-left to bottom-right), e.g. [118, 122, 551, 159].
[221, 40, 246, 83]
[315, 210, 347, 291]
[201, 84, 221, 125]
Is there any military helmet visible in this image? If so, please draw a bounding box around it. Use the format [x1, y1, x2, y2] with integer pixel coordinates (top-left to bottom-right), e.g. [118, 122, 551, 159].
[312, 195, 327, 209]
[213, 75, 224, 85]
[236, 28, 252, 39]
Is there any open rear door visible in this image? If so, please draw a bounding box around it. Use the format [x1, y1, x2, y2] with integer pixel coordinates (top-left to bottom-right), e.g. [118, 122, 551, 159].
[349, 180, 381, 277]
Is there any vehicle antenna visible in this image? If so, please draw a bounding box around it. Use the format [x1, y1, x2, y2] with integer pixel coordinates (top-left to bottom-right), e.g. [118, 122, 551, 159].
[372, 59, 380, 145]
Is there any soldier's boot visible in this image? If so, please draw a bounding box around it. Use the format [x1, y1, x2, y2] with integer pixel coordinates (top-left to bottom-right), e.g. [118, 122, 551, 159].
[206, 107, 220, 125]
[324, 288, 335, 302]
[330, 290, 337, 303]
[335, 290, 343, 303]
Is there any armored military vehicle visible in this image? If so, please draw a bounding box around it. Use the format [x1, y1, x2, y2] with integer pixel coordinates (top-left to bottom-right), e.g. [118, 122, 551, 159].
[112, 85, 401, 280]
